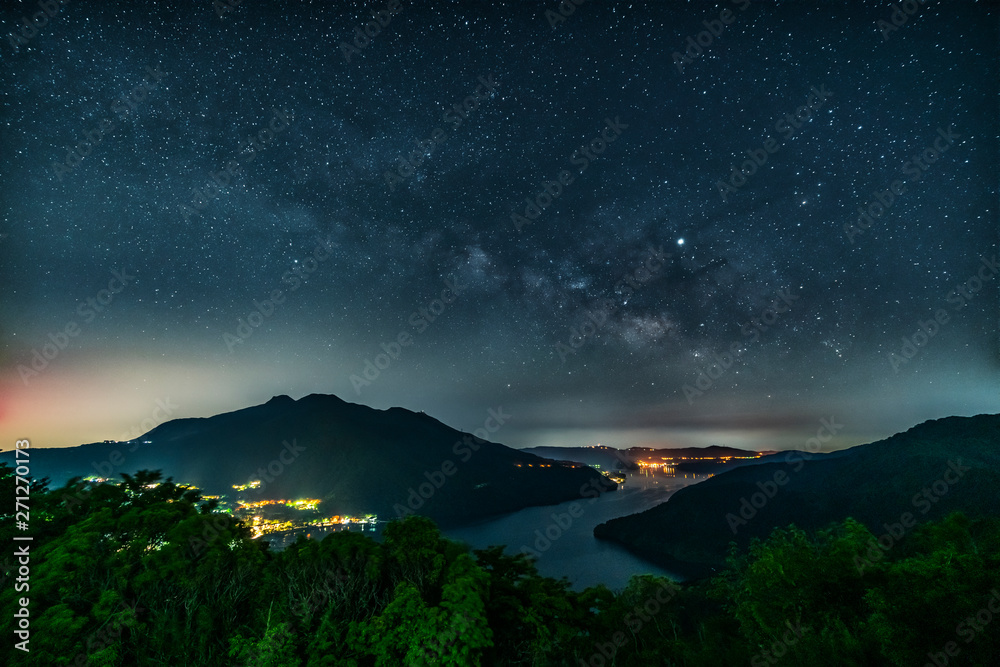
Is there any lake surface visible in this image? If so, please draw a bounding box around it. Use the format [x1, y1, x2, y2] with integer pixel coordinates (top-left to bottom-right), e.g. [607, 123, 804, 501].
[262, 468, 711, 592]
[442, 468, 710, 591]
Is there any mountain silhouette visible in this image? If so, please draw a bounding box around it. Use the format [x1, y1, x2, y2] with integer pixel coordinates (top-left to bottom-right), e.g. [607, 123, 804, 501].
[4, 393, 612, 526]
[595, 414, 1000, 577]
[520, 444, 761, 472]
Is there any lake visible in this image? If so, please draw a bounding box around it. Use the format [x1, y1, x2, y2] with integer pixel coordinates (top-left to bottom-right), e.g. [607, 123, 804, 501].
[261, 467, 711, 592]
[441, 468, 711, 591]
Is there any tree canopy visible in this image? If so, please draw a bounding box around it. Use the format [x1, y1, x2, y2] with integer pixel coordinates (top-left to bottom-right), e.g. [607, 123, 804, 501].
[1, 463, 997, 665]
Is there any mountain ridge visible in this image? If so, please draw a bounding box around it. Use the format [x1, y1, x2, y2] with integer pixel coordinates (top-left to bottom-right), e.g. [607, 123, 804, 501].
[2, 393, 612, 527]
[594, 413, 1000, 577]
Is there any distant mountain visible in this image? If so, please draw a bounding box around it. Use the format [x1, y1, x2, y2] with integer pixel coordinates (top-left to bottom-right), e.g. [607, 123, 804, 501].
[1, 394, 612, 527]
[595, 414, 1000, 578]
[519, 446, 638, 470]
[521, 444, 763, 474]
[625, 445, 760, 460]
[626, 445, 763, 473]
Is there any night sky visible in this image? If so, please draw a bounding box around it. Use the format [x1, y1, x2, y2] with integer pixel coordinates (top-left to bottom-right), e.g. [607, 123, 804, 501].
[1, 0, 996, 452]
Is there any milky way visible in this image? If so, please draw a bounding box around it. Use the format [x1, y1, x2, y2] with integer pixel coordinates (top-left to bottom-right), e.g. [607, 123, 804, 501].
[1, 0, 996, 451]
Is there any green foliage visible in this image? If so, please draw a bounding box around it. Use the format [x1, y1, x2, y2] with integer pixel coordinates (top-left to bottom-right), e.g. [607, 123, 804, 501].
[229, 603, 301, 667]
[1, 464, 998, 666]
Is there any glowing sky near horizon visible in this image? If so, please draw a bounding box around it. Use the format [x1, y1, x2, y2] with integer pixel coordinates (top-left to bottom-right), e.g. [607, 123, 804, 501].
[1, 1, 996, 452]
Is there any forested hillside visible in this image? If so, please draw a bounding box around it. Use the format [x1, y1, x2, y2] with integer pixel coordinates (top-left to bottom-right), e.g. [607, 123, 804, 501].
[2, 464, 998, 665]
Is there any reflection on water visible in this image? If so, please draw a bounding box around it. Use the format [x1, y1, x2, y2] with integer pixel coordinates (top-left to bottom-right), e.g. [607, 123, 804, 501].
[629, 465, 713, 490]
[259, 468, 712, 591]
[442, 468, 711, 591]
